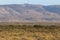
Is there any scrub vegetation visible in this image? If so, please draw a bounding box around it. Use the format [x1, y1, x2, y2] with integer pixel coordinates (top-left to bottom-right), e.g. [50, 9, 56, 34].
[0, 24, 60, 40]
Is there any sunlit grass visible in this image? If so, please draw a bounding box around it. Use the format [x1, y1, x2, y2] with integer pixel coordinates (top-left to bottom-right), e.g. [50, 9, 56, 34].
[0, 24, 60, 40]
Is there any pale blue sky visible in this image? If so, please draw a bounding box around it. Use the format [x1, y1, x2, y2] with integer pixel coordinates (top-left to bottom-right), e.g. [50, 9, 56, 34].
[0, 0, 60, 5]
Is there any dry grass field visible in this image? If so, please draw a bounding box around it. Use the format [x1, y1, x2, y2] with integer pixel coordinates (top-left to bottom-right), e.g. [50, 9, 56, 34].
[0, 24, 60, 40]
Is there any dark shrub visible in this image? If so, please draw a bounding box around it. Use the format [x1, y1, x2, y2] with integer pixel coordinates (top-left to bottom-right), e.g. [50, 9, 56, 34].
[33, 25, 43, 28]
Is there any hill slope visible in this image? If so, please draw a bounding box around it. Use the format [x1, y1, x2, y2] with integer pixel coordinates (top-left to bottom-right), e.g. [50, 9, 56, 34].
[0, 4, 60, 22]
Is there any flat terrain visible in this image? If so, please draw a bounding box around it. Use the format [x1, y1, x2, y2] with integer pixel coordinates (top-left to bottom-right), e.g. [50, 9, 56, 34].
[0, 24, 60, 40]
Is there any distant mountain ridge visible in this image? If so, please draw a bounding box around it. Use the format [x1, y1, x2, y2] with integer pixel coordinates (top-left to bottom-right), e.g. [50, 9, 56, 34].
[0, 4, 60, 22]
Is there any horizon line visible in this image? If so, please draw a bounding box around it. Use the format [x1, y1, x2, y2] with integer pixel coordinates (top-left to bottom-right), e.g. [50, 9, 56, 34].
[0, 3, 60, 6]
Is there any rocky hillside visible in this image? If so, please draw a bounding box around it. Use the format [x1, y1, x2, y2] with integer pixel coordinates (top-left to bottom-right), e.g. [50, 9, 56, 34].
[0, 4, 60, 22]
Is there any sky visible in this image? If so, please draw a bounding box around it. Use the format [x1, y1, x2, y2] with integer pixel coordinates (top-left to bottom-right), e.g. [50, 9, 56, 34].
[0, 0, 60, 5]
